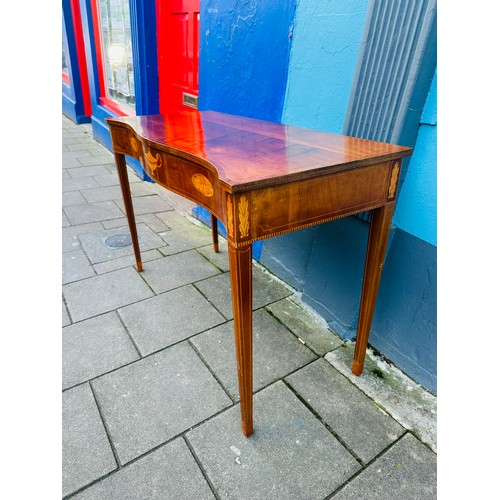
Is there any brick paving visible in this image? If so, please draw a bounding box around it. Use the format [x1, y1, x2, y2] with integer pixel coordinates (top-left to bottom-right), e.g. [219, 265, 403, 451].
[62, 114, 437, 499]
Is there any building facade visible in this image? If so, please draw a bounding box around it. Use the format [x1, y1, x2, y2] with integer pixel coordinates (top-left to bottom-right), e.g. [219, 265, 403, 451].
[63, 0, 437, 393]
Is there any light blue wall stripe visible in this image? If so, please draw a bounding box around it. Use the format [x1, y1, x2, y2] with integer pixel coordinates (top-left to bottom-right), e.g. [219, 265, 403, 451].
[393, 70, 437, 246]
[281, 0, 369, 132]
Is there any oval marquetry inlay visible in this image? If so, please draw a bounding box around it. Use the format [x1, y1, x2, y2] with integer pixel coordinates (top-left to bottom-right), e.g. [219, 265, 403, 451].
[145, 149, 162, 172]
[191, 174, 214, 197]
[130, 136, 140, 155]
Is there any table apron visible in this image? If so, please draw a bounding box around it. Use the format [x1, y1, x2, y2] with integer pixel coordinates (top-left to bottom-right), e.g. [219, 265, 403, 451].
[243, 161, 393, 243]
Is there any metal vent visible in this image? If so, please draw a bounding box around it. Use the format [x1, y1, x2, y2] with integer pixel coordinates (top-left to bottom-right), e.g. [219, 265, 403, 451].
[104, 234, 132, 249]
[182, 92, 199, 109]
[344, 0, 436, 221]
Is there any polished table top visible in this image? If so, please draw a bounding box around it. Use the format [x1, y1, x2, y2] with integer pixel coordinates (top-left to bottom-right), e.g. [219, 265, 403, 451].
[108, 109, 411, 192]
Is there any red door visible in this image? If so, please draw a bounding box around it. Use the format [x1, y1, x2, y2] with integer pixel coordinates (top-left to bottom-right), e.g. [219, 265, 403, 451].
[156, 0, 200, 114]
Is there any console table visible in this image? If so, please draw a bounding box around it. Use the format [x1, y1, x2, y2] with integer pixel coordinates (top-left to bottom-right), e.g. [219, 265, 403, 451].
[107, 110, 412, 437]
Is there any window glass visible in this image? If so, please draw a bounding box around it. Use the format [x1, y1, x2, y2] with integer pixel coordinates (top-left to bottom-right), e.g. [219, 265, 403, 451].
[62, 25, 69, 75]
[98, 0, 135, 109]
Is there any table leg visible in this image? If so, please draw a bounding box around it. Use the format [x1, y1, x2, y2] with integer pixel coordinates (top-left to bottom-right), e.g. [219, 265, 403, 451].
[352, 203, 395, 375]
[211, 213, 219, 253]
[114, 153, 143, 272]
[228, 242, 253, 436]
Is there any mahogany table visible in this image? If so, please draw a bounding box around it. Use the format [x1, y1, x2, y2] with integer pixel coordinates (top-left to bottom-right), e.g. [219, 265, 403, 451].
[107, 109, 412, 437]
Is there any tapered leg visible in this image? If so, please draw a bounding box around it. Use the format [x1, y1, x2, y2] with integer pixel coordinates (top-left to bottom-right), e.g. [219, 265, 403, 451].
[228, 242, 253, 436]
[352, 204, 395, 375]
[114, 153, 143, 272]
[211, 213, 219, 253]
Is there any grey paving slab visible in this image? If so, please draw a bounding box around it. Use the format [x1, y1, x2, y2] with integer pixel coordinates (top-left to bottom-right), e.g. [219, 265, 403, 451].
[93, 249, 162, 274]
[78, 223, 165, 264]
[64, 200, 124, 225]
[332, 433, 436, 500]
[62, 168, 71, 179]
[62, 312, 139, 389]
[91, 342, 232, 464]
[158, 229, 212, 255]
[89, 149, 112, 158]
[78, 156, 115, 167]
[155, 209, 194, 229]
[63, 158, 86, 169]
[154, 212, 213, 255]
[125, 169, 142, 182]
[151, 185, 198, 215]
[62, 222, 104, 253]
[101, 213, 169, 232]
[66, 143, 103, 153]
[94, 173, 120, 187]
[68, 165, 113, 178]
[63, 150, 93, 160]
[80, 185, 122, 203]
[62, 190, 87, 207]
[187, 381, 360, 500]
[191, 309, 316, 400]
[71, 438, 215, 500]
[62, 249, 96, 284]
[266, 297, 343, 355]
[325, 343, 437, 452]
[62, 384, 117, 497]
[195, 268, 292, 320]
[62, 211, 71, 228]
[197, 242, 230, 272]
[63, 267, 154, 322]
[134, 212, 171, 232]
[63, 177, 100, 192]
[119, 285, 226, 355]
[286, 358, 404, 463]
[114, 194, 173, 215]
[63, 136, 85, 146]
[130, 181, 156, 196]
[140, 250, 221, 294]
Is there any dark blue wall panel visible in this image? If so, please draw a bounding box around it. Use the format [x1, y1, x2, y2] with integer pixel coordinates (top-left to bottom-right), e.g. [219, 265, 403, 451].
[260, 226, 318, 293]
[370, 229, 437, 393]
[195, 0, 297, 252]
[198, 0, 296, 122]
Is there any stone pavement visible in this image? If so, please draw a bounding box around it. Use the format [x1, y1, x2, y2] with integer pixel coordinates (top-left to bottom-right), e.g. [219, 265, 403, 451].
[62, 114, 437, 499]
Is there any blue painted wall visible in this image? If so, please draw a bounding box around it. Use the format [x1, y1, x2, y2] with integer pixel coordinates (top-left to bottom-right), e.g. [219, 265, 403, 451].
[260, 0, 370, 297]
[259, 0, 437, 393]
[282, 0, 369, 134]
[369, 71, 437, 391]
[393, 71, 437, 246]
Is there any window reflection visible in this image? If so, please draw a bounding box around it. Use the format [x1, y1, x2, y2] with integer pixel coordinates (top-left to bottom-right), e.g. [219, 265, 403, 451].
[62, 25, 69, 74]
[99, 0, 135, 109]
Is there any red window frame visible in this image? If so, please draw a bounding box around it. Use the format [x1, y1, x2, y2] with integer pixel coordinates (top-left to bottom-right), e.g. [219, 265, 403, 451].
[65, 0, 92, 116]
[90, 0, 135, 117]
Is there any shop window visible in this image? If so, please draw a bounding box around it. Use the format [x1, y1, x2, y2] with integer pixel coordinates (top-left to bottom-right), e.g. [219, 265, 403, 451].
[94, 0, 135, 114]
[62, 24, 70, 84]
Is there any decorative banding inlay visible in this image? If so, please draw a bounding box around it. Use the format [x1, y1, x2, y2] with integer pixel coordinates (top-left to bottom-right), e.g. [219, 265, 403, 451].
[192, 174, 214, 197]
[227, 195, 234, 238]
[388, 161, 400, 199]
[238, 195, 250, 238]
